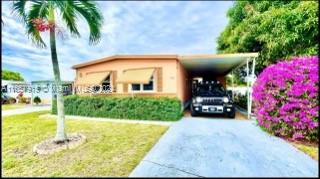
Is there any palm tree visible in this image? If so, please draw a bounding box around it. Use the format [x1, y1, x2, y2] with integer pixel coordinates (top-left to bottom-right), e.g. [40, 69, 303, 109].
[12, 0, 103, 142]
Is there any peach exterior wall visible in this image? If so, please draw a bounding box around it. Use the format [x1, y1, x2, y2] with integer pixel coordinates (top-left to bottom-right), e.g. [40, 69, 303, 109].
[176, 61, 191, 103]
[75, 59, 179, 95]
[75, 59, 227, 103]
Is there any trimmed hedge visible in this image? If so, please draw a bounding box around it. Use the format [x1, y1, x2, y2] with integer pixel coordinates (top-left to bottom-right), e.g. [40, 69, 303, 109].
[52, 95, 183, 121]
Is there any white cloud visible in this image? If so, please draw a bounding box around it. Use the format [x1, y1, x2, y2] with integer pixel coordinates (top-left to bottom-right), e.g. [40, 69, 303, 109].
[2, 1, 233, 81]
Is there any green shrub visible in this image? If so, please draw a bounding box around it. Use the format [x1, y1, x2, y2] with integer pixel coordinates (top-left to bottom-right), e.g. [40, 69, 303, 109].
[52, 95, 182, 121]
[2, 69, 24, 81]
[234, 93, 247, 109]
[8, 97, 16, 104]
[2, 96, 17, 104]
[18, 97, 28, 104]
[33, 96, 41, 105]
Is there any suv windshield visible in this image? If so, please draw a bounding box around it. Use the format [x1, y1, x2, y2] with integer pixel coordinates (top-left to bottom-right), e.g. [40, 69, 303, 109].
[196, 84, 226, 97]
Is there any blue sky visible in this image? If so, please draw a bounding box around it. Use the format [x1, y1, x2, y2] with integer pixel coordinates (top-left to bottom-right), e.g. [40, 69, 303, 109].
[2, 1, 233, 81]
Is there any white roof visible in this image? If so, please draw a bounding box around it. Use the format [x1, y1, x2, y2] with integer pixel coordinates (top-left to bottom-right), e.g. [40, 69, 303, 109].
[178, 53, 258, 76]
[1, 80, 30, 85]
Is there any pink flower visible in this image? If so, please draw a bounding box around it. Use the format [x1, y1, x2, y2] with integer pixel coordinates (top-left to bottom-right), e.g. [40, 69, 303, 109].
[292, 132, 304, 140]
[253, 56, 319, 142]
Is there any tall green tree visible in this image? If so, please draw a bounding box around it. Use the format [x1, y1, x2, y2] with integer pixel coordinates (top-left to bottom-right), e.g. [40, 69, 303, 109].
[12, 0, 103, 142]
[2, 69, 24, 81]
[217, 1, 318, 73]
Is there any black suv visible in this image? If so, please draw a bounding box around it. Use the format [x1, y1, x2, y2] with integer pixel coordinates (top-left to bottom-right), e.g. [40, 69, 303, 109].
[190, 80, 235, 118]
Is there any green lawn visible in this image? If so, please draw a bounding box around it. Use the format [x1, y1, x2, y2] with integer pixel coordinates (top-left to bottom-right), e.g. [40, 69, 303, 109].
[257, 122, 318, 161]
[291, 142, 318, 161]
[1, 103, 27, 110]
[2, 111, 168, 177]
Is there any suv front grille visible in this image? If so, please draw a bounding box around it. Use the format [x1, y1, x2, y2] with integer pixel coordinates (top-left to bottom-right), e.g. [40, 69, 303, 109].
[202, 97, 223, 105]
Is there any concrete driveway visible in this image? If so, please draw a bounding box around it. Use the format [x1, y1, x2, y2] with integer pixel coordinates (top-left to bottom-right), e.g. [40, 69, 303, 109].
[130, 117, 318, 177]
[2, 105, 51, 116]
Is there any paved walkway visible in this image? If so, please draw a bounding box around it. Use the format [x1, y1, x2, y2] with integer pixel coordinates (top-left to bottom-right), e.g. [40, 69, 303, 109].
[2, 105, 51, 116]
[130, 117, 318, 177]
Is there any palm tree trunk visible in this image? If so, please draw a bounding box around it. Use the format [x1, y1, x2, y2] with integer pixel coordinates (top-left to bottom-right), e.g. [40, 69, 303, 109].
[49, 7, 67, 142]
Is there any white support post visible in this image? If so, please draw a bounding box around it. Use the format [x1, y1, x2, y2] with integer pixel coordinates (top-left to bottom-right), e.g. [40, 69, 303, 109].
[246, 58, 250, 119]
[231, 70, 234, 100]
[247, 57, 256, 120]
[248, 57, 256, 119]
[251, 57, 256, 78]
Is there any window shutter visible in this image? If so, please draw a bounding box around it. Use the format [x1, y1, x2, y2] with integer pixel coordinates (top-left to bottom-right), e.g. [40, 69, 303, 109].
[157, 67, 163, 92]
[112, 71, 117, 92]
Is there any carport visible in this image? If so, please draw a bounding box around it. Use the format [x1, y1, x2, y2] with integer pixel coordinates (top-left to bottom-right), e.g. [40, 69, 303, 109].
[178, 53, 259, 119]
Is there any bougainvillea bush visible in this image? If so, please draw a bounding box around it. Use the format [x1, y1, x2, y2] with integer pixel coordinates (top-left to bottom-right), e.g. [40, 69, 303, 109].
[253, 56, 319, 142]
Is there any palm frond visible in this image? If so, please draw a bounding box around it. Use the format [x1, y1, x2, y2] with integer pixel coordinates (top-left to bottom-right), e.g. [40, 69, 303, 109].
[12, 0, 28, 23]
[12, 0, 103, 47]
[26, 22, 47, 48]
[28, 0, 49, 19]
[26, 1, 50, 48]
[72, 0, 104, 45]
[56, 1, 80, 37]
[12, 0, 48, 48]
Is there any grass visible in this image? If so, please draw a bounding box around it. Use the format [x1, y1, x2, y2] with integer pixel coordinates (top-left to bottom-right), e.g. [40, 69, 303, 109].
[291, 142, 318, 161]
[257, 124, 318, 161]
[1, 103, 27, 110]
[2, 111, 168, 177]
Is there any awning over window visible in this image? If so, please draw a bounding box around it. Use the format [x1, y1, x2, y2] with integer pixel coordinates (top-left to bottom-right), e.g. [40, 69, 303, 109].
[77, 71, 110, 85]
[117, 68, 155, 84]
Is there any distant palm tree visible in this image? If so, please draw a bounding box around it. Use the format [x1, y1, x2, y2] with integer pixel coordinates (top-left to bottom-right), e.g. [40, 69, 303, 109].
[12, 0, 103, 142]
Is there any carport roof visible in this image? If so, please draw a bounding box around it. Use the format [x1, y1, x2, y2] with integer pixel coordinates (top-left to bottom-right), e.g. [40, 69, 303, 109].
[72, 53, 258, 76]
[178, 53, 259, 76]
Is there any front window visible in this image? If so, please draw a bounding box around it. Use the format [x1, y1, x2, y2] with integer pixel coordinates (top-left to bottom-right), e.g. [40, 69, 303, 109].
[101, 75, 112, 93]
[143, 76, 154, 91]
[92, 75, 112, 93]
[131, 75, 155, 92]
[93, 85, 101, 93]
[131, 84, 141, 91]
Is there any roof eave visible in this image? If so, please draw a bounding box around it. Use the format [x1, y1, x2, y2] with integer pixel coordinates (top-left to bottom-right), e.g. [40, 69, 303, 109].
[178, 53, 259, 60]
[72, 54, 179, 69]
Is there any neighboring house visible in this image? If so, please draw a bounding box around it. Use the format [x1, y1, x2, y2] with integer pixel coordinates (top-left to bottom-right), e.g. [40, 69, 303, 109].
[1, 79, 73, 105]
[72, 53, 258, 107]
[31, 80, 73, 105]
[1, 80, 32, 99]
